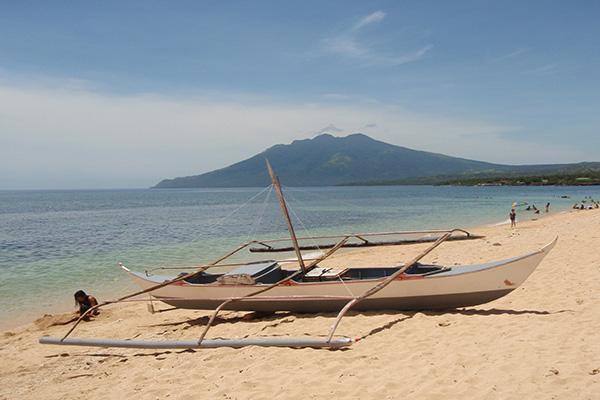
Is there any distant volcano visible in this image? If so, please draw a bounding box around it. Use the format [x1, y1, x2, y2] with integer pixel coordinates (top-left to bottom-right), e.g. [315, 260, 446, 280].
[154, 133, 599, 187]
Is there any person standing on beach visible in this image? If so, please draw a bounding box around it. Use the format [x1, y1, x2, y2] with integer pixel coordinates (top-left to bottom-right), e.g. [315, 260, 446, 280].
[509, 208, 517, 228]
[545, 202, 550, 213]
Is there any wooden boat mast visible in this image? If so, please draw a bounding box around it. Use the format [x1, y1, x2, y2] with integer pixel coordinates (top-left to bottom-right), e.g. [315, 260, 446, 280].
[265, 159, 306, 273]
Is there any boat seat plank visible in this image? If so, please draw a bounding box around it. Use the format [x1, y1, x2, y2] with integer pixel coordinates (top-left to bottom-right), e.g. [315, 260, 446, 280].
[304, 267, 349, 281]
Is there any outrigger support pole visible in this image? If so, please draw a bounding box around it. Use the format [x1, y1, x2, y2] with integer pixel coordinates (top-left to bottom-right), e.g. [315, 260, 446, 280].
[197, 236, 350, 343]
[326, 230, 456, 342]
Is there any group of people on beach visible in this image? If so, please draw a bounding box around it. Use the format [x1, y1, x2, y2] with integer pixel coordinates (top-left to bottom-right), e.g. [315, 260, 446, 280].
[510, 196, 599, 228]
[523, 203, 550, 214]
[572, 196, 599, 210]
[509, 201, 551, 228]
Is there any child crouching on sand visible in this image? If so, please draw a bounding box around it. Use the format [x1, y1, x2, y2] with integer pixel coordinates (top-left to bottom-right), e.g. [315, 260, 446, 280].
[74, 290, 99, 319]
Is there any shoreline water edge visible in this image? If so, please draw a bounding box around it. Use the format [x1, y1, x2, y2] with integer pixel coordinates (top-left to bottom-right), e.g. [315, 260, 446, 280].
[1, 186, 600, 330]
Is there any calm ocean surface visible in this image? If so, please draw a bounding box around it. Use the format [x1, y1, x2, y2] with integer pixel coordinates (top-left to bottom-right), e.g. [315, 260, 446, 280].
[1, 185, 599, 328]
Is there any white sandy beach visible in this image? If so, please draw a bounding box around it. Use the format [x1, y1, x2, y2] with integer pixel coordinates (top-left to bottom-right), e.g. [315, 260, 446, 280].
[1, 208, 599, 399]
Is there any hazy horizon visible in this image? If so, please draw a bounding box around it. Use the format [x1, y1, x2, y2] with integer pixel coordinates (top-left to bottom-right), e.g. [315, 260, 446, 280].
[1, 131, 600, 191]
[2, 1, 600, 189]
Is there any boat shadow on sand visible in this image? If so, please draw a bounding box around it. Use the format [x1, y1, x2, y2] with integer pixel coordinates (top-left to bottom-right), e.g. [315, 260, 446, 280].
[146, 307, 573, 337]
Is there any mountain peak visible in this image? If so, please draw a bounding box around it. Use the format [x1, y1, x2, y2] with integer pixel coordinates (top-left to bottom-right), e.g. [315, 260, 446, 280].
[313, 132, 371, 141]
[291, 133, 369, 147]
[313, 133, 335, 140]
[346, 132, 369, 139]
[153, 134, 600, 188]
[153, 134, 502, 188]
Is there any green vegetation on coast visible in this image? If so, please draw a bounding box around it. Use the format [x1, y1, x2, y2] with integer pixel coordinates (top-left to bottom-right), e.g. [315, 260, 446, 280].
[438, 172, 600, 186]
[341, 171, 600, 186]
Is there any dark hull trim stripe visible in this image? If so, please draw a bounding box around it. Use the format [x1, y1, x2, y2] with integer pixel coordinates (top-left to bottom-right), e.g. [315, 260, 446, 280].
[155, 289, 514, 313]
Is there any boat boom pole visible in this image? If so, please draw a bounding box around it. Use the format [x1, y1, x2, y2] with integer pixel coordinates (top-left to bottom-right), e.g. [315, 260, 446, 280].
[265, 159, 306, 273]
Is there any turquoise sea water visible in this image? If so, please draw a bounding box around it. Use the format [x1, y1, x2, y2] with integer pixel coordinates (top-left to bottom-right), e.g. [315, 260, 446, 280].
[1, 185, 599, 328]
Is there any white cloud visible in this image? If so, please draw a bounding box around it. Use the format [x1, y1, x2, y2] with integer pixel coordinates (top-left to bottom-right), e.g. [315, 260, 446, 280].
[369, 44, 432, 67]
[492, 47, 529, 62]
[314, 124, 344, 135]
[321, 93, 352, 100]
[322, 36, 432, 66]
[0, 80, 588, 189]
[528, 63, 558, 75]
[353, 10, 385, 31]
[323, 36, 368, 58]
[320, 11, 432, 67]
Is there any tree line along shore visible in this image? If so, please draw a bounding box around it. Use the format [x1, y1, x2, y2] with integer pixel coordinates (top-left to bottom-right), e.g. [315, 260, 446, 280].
[340, 171, 600, 186]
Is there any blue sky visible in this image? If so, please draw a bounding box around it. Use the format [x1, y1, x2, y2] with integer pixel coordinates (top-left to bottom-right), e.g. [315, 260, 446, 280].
[1, 1, 599, 188]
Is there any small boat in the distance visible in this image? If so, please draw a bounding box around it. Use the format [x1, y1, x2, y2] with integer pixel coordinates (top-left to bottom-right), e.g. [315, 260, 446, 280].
[40, 161, 557, 350]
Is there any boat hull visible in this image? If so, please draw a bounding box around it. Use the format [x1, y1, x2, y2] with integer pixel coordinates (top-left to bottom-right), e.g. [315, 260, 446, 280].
[151, 289, 514, 312]
[123, 238, 556, 312]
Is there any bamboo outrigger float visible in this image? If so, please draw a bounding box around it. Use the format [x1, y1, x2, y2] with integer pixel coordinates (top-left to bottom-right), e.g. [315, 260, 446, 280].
[40, 161, 557, 350]
[248, 229, 484, 253]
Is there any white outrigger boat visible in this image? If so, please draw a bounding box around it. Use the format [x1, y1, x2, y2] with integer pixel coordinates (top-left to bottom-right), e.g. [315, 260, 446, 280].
[40, 161, 556, 350]
[121, 241, 555, 314]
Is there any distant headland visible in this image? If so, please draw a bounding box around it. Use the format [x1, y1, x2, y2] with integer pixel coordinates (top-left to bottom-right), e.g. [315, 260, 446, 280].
[153, 133, 600, 188]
